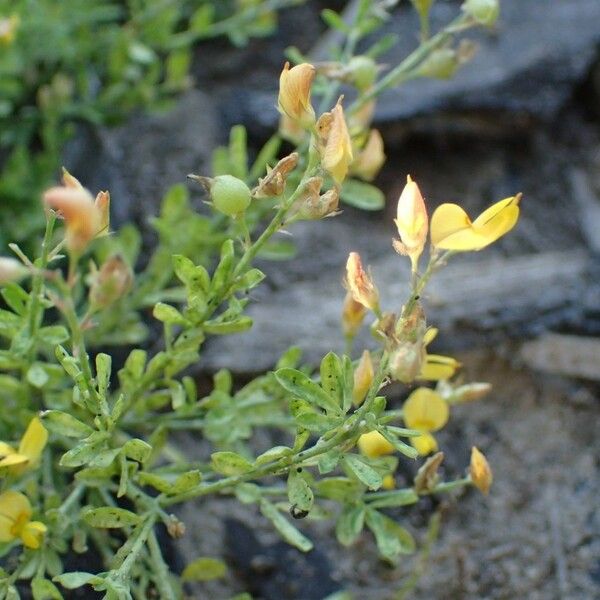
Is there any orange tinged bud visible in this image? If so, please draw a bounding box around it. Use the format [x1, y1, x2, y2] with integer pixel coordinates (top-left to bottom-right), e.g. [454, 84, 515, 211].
[341, 291, 366, 337]
[88, 255, 132, 310]
[353, 350, 374, 406]
[278, 62, 316, 128]
[393, 175, 428, 272]
[351, 129, 386, 182]
[344, 252, 379, 313]
[320, 100, 354, 185]
[43, 185, 101, 253]
[469, 446, 493, 495]
[94, 191, 110, 236]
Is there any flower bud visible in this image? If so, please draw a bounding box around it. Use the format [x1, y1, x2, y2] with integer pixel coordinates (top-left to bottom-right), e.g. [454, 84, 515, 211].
[393, 175, 428, 272]
[278, 62, 316, 128]
[353, 350, 374, 407]
[89, 255, 132, 310]
[440, 382, 492, 404]
[351, 129, 386, 182]
[319, 99, 354, 185]
[462, 0, 499, 27]
[94, 191, 110, 236]
[253, 153, 299, 198]
[0, 15, 19, 46]
[344, 252, 380, 313]
[358, 430, 395, 458]
[0, 257, 28, 284]
[388, 341, 425, 384]
[414, 451, 444, 494]
[469, 446, 493, 495]
[341, 292, 366, 338]
[43, 185, 101, 253]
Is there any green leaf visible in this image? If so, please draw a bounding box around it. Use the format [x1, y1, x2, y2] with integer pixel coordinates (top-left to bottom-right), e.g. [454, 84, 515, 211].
[235, 482, 262, 504]
[228, 125, 248, 180]
[122, 438, 152, 464]
[27, 363, 49, 388]
[172, 255, 210, 294]
[2, 282, 28, 315]
[203, 316, 253, 334]
[340, 179, 385, 210]
[260, 499, 313, 552]
[82, 507, 140, 529]
[232, 268, 265, 292]
[153, 302, 188, 325]
[170, 470, 202, 494]
[41, 411, 93, 438]
[59, 436, 106, 468]
[31, 578, 64, 600]
[275, 368, 341, 415]
[379, 428, 419, 459]
[182, 557, 227, 582]
[367, 489, 419, 509]
[320, 352, 344, 410]
[343, 455, 383, 490]
[317, 477, 362, 502]
[257, 240, 297, 260]
[95, 353, 111, 397]
[321, 9, 351, 33]
[190, 5, 214, 34]
[210, 451, 253, 476]
[336, 504, 365, 547]
[365, 509, 416, 560]
[212, 239, 235, 293]
[287, 470, 314, 514]
[255, 445, 292, 466]
[37, 326, 69, 346]
[53, 572, 102, 590]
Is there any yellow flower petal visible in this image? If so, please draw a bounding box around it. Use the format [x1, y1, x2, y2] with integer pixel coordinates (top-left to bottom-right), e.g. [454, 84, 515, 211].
[358, 431, 395, 458]
[278, 62, 316, 128]
[0, 490, 31, 524]
[382, 474, 395, 490]
[0, 442, 16, 457]
[18, 417, 48, 465]
[321, 101, 353, 185]
[0, 454, 29, 469]
[403, 388, 449, 432]
[469, 446, 493, 495]
[419, 354, 461, 381]
[21, 521, 47, 549]
[430, 195, 521, 251]
[410, 432, 438, 456]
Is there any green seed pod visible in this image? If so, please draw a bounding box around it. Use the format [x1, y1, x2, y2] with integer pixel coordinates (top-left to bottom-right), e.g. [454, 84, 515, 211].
[462, 0, 499, 27]
[211, 175, 251, 216]
[347, 55, 378, 90]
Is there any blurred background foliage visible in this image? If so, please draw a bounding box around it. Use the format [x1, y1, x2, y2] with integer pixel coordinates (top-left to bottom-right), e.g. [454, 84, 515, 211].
[0, 0, 303, 249]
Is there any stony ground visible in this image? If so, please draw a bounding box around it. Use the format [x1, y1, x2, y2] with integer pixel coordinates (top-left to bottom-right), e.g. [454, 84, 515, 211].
[175, 352, 600, 600]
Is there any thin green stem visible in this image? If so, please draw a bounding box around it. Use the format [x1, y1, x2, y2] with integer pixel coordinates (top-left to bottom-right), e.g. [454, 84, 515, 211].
[147, 529, 178, 600]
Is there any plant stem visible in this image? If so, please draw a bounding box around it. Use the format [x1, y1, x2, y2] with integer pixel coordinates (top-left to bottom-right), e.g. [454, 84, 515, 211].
[147, 529, 179, 600]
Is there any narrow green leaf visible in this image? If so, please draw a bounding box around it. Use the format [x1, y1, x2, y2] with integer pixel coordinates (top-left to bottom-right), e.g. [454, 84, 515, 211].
[153, 302, 188, 325]
[275, 368, 341, 415]
[365, 509, 416, 560]
[229, 125, 248, 180]
[122, 439, 152, 464]
[340, 179, 385, 210]
[81, 507, 140, 529]
[41, 411, 93, 438]
[53, 572, 102, 590]
[321, 9, 351, 33]
[182, 557, 227, 582]
[335, 504, 365, 546]
[343, 455, 383, 490]
[211, 451, 253, 476]
[287, 470, 314, 514]
[260, 499, 313, 552]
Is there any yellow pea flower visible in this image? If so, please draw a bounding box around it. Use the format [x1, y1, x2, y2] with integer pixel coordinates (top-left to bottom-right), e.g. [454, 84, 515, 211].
[358, 430, 395, 458]
[0, 417, 48, 475]
[345, 252, 380, 314]
[341, 291, 367, 338]
[430, 194, 521, 251]
[277, 62, 316, 128]
[382, 474, 395, 490]
[0, 491, 47, 549]
[469, 446, 493, 495]
[351, 129, 385, 182]
[353, 350, 374, 407]
[418, 327, 461, 381]
[393, 175, 429, 272]
[320, 100, 354, 185]
[403, 388, 449, 456]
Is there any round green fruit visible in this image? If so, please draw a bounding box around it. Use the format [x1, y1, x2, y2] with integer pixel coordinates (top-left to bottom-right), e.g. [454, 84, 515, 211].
[211, 175, 251, 216]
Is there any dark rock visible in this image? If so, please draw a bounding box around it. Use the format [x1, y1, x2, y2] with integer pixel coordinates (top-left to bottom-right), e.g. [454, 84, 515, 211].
[63, 90, 218, 232]
[224, 518, 340, 600]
